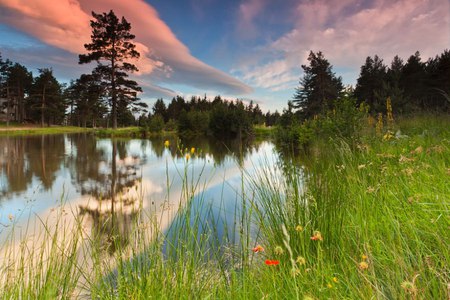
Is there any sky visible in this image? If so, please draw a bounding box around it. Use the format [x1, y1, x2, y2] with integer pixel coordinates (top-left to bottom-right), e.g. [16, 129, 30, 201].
[0, 0, 448, 112]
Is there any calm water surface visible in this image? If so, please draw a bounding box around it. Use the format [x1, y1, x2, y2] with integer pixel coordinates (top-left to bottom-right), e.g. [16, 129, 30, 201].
[0, 134, 280, 248]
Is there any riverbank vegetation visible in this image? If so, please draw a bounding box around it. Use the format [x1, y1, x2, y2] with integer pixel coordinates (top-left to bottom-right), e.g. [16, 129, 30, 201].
[0, 112, 448, 299]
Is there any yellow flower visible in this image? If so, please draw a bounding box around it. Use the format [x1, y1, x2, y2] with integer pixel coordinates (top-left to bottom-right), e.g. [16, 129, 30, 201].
[190, 147, 195, 154]
[291, 267, 301, 277]
[327, 283, 333, 288]
[332, 277, 338, 283]
[295, 225, 303, 232]
[296, 256, 306, 265]
[401, 281, 417, 295]
[8, 214, 14, 221]
[361, 254, 368, 261]
[310, 231, 323, 241]
[358, 261, 369, 270]
[164, 140, 170, 147]
[185, 153, 191, 161]
[274, 246, 284, 255]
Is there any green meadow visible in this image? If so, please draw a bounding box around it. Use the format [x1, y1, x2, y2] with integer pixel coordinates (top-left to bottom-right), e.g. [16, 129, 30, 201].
[0, 114, 448, 299]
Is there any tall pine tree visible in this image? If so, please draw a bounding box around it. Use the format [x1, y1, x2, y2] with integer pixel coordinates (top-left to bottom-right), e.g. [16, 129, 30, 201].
[79, 10, 142, 129]
[293, 51, 343, 118]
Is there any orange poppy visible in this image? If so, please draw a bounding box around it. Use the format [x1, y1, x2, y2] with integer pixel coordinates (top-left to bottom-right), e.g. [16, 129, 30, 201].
[265, 259, 280, 266]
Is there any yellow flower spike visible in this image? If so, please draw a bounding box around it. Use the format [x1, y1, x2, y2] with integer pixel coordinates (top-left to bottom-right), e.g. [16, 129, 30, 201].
[358, 261, 369, 270]
[274, 246, 284, 255]
[296, 256, 306, 265]
[164, 140, 170, 147]
[190, 147, 195, 154]
[310, 230, 323, 241]
[295, 225, 303, 232]
[291, 267, 301, 277]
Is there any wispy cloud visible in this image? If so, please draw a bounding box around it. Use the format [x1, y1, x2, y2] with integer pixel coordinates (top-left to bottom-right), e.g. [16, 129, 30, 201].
[235, 0, 450, 89]
[0, 0, 252, 95]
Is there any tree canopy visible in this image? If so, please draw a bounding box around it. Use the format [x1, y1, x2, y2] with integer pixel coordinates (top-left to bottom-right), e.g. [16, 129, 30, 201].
[79, 10, 143, 129]
[293, 51, 343, 119]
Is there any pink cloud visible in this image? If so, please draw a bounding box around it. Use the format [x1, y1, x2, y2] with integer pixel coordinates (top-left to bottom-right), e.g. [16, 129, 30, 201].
[236, 0, 266, 39]
[236, 0, 450, 89]
[0, 0, 252, 95]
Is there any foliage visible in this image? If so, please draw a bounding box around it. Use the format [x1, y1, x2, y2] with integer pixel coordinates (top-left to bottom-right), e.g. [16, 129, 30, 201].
[293, 51, 343, 118]
[277, 96, 367, 148]
[1, 115, 448, 299]
[79, 10, 143, 129]
[28, 68, 65, 126]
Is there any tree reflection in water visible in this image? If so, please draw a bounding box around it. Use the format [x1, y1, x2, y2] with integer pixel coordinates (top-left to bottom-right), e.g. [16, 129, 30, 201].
[67, 136, 144, 255]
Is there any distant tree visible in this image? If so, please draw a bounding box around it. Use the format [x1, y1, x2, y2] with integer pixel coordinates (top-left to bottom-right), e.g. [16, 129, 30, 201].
[152, 98, 167, 121]
[293, 51, 343, 118]
[29, 68, 65, 126]
[66, 73, 106, 127]
[400, 51, 427, 109]
[79, 10, 142, 129]
[426, 50, 450, 110]
[167, 95, 188, 120]
[6, 63, 33, 123]
[354, 55, 387, 112]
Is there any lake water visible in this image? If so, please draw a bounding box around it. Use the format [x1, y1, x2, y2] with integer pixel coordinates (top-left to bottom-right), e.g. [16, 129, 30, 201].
[0, 134, 281, 251]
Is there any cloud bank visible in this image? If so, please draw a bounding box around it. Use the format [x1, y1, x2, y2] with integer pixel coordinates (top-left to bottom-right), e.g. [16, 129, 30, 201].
[0, 0, 252, 97]
[235, 0, 450, 90]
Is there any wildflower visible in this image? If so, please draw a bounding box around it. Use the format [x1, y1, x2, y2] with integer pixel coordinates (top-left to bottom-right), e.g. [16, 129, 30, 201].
[296, 256, 306, 265]
[375, 113, 383, 136]
[386, 97, 394, 123]
[366, 186, 376, 194]
[358, 261, 369, 270]
[327, 283, 333, 289]
[252, 245, 264, 253]
[295, 225, 304, 232]
[383, 131, 394, 141]
[291, 267, 301, 277]
[190, 147, 195, 154]
[401, 281, 417, 295]
[403, 168, 414, 176]
[361, 254, 368, 261]
[274, 246, 284, 255]
[8, 214, 14, 221]
[358, 164, 366, 170]
[333, 277, 338, 283]
[164, 140, 170, 147]
[265, 259, 279, 266]
[411, 146, 423, 154]
[310, 231, 323, 241]
[399, 155, 414, 163]
[185, 153, 191, 161]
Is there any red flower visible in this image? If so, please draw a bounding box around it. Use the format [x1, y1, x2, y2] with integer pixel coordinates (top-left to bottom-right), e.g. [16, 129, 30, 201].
[252, 245, 264, 253]
[265, 259, 280, 266]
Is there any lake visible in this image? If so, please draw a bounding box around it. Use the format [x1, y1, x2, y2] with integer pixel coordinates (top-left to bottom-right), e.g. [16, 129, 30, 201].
[0, 134, 281, 253]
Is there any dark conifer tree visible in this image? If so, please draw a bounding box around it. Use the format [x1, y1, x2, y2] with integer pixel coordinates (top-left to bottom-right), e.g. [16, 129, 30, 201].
[79, 10, 142, 129]
[354, 55, 387, 112]
[293, 51, 343, 118]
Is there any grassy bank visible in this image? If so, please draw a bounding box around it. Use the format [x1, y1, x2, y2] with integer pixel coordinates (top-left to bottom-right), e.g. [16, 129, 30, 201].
[0, 125, 93, 136]
[0, 114, 448, 299]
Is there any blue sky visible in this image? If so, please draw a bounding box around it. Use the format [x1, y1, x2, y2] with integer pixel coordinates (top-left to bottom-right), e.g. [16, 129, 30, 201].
[0, 0, 449, 112]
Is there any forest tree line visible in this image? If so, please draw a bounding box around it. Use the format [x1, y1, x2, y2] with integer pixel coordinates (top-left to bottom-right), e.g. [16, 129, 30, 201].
[1, 48, 448, 129]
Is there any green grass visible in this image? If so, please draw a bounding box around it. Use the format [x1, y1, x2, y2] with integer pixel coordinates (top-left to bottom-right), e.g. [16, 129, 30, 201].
[0, 126, 93, 136]
[0, 114, 448, 299]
